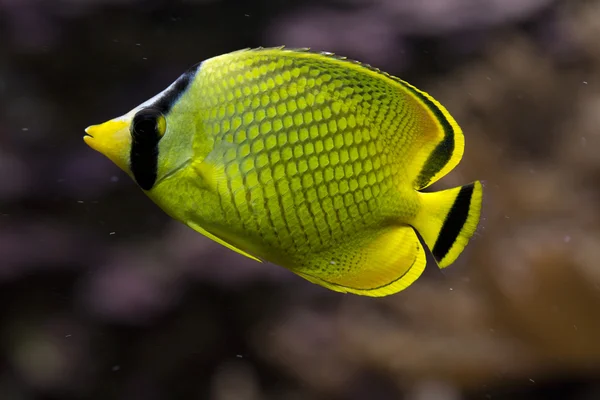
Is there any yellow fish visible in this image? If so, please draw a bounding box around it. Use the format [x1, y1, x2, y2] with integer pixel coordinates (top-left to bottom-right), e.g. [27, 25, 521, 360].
[84, 47, 482, 297]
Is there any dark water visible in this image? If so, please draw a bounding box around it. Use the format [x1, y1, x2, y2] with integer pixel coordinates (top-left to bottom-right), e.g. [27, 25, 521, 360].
[2, 0, 600, 399]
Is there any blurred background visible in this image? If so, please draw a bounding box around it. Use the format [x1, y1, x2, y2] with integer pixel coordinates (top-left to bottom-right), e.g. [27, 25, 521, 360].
[1, 0, 600, 399]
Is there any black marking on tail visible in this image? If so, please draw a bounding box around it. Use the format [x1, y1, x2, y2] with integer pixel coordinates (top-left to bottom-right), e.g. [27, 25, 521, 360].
[432, 183, 474, 262]
[398, 84, 455, 189]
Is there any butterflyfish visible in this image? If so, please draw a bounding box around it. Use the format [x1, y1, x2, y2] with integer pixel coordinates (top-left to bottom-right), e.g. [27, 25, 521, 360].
[84, 47, 483, 297]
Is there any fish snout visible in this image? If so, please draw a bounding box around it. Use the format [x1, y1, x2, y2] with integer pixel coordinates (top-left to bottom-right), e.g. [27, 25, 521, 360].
[83, 119, 132, 173]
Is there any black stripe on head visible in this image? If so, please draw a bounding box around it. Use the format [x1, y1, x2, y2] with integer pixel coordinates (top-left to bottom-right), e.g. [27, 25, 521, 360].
[130, 107, 164, 190]
[400, 85, 455, 189]
[129, 67, 198, 190]
[432, 183, 474, 262]
[152, 66, 198, 114]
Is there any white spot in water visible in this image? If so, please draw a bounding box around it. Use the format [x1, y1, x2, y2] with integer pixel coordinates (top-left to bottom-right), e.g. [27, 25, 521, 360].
[564, 235, 571, 243]
[236, 354, 243, 358]
[244, 13, 250, 17]
[529, 379, 535, 383]
[135, 43, 141, 46]
[110, 176, 119, 183]
[583, 81, 588, 85]
[112, 365, 121, 371]
[142, 57, 148, 60]
[109, 232, 116, 235]
[65, 334, 72, 338]
[449, 287, 453, 291]
[77, 200, 84, 204]
[21, 127, 29, 131]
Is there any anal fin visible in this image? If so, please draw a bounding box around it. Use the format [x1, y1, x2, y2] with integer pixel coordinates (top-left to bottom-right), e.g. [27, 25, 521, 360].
[294, 225, 426, 297]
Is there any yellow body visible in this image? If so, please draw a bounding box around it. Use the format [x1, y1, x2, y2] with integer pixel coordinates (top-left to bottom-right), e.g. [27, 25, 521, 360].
[85, 47, 483, 297]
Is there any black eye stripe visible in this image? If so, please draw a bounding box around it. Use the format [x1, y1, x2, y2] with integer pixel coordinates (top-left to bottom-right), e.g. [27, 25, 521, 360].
[130, 108, 163, 191]
[127, 66, 198, 191]
[132, 109, 162, 139]
[153, 66, 197, 114]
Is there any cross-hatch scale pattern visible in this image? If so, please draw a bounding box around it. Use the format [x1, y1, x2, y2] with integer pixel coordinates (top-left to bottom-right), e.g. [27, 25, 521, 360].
[197, 52, 421, 258]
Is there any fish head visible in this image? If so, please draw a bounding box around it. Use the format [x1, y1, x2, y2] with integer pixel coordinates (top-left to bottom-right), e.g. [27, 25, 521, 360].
[84, 72, 199, 192]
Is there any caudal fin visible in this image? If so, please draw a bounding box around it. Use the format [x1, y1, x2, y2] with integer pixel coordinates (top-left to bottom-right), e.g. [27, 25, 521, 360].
[411, 181, 483, 268]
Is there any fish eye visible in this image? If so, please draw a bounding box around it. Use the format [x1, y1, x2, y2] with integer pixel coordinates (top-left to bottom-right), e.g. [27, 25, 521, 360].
[131, 108, 166, 139]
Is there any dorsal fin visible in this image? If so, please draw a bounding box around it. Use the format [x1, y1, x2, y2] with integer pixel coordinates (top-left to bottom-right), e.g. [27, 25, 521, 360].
[227, 46, 464, 189]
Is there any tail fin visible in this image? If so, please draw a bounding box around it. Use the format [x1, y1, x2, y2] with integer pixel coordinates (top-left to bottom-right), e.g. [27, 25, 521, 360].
[411, 181, 483, 268]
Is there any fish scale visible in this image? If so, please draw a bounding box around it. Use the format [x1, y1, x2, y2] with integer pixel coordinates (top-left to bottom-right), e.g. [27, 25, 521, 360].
[84, 47, 483, 297]
[197, 52, 403, 256]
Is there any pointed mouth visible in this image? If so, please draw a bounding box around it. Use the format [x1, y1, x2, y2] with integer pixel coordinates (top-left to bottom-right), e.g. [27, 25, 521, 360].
[83, 126, 95, 141]
[82, 120, 131, 172]
[83, 121, 128, 148]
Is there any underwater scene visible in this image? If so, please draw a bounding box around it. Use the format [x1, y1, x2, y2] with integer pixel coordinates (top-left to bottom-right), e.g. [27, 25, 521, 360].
[1, 0, 600, 399]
